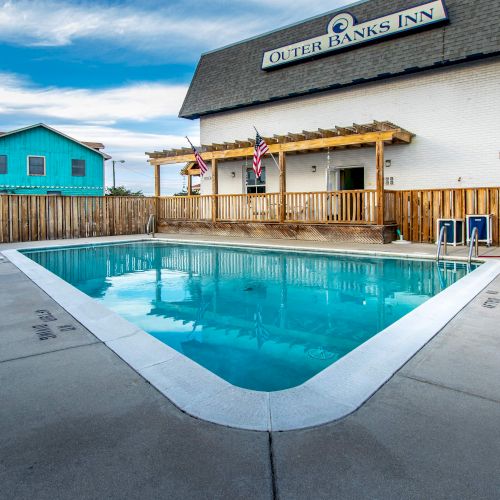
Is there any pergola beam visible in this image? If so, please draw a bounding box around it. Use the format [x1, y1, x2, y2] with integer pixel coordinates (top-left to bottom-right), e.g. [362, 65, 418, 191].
[149, 130, 408, 166]
[317, 128, 336, 138]
[393, 130, 413, 143]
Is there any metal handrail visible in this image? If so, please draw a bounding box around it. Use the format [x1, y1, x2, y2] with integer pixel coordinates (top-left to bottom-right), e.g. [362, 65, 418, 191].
[436, 225, 447, 261]
[468, 227, 479, 263]
[146, 214, 155, 237]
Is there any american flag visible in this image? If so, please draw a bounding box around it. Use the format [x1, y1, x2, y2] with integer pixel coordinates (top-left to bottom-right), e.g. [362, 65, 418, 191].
[253, 131, 269, 179]
[188, 140, 208, 176]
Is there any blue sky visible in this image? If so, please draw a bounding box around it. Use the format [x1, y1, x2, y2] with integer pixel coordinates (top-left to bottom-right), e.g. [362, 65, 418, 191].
[0, 0, 349, 194]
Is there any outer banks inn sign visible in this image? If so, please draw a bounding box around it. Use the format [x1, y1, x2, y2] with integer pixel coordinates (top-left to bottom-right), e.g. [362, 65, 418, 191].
[262, 0, 449, 69]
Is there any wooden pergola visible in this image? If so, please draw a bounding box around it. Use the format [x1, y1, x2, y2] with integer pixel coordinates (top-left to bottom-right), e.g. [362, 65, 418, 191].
[146, 121, 414, 225]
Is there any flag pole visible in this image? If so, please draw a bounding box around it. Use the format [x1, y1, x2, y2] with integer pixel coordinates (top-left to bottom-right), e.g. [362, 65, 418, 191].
[186, 136, 209, 177]
[253, 126, 281, 171]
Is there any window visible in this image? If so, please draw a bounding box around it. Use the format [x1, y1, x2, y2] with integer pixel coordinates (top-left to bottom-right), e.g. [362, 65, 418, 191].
[0, 155, 6, 174]
[28, 156, 45, 176]
[72, 159, 86, 177]
[246, 167, 266, 193]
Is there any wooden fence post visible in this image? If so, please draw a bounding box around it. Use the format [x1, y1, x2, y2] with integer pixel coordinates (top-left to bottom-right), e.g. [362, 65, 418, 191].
[279, 150, 286, 223]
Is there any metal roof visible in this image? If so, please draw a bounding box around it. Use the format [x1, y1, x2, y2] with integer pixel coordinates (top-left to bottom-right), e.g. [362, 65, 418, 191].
[0, 124, 112, 160]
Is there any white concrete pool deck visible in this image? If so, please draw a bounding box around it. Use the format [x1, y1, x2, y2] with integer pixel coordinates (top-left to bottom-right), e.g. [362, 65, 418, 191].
[3, 234, 500, 431]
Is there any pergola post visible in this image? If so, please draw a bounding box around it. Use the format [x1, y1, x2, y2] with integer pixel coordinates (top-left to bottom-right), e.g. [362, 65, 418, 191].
[154, 164, 161, 197]
[279, 150, 286, 223]
[187, 174, 192, 196]
[211, 159, 218, 223]
[376, 140, 385, 225]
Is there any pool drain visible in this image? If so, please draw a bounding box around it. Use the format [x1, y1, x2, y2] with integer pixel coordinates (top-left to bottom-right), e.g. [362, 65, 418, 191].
[307, 347, 338, 360]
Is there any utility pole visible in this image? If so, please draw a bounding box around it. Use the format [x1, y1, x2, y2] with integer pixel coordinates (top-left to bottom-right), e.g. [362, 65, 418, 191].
[112, 160, 125, 188]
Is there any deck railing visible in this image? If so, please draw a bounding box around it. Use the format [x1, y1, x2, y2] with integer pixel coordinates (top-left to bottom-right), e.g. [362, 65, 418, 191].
[285, 190, 377, 224]
[217, 193, 281, 222]
[157, 190, 380, 225]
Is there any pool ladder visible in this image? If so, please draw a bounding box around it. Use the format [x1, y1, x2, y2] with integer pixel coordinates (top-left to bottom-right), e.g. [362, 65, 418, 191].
[436, 225, 447, 262]
[468, 227, 479, 264]
[146, 214, 155, 238]
[437, 225, 479, 263]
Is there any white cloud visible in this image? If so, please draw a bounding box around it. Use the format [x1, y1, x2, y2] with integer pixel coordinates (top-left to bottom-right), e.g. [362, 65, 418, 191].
[0, 0, 351, 58]
[0, 72, 187, 123]
[0, 0, 260, 54]
[54, 123, 198, 150]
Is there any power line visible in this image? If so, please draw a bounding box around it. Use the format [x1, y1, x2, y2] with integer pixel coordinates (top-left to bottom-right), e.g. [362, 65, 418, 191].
[116, 165, 154, 179]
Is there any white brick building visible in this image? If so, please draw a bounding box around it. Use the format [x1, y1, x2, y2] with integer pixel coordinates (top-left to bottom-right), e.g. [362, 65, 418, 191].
[199, 59, 500, 195]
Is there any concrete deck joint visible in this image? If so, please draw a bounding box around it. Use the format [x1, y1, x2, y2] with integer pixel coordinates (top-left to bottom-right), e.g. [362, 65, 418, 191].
[399, 373, 500, 404]
[0, 340, 101, 365]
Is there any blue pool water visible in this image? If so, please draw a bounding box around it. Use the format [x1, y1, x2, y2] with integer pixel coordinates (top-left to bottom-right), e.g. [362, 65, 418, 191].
[24, 242, 476, 391]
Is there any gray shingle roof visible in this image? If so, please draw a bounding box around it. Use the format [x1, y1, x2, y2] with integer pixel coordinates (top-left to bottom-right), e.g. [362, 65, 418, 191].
[179, 0, 500, 119]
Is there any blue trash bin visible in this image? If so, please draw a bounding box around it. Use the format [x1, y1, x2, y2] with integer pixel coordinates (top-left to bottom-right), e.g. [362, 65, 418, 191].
[466, 215, 492, 245]
[436, 219, 464, 246]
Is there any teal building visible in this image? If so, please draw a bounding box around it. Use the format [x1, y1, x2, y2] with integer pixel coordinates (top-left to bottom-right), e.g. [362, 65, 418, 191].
[0, 123, 110, 196]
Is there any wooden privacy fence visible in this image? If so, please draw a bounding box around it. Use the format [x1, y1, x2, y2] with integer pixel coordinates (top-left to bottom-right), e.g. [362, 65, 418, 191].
[2, 188, 500, 245]
[0, 195, 156, 243]
[384, 191, 397, 224]
[156, 195, 212, 221]
[394, 188, 500, 244]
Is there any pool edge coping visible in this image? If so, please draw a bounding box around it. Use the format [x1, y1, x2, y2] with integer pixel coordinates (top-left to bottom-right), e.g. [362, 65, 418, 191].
[5, 234, 486, 263]
[3, 241, 500, 432]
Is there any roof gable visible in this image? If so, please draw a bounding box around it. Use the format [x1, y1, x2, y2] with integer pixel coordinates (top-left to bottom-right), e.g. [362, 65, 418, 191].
[179, 0, 500, 119]
[0, 124, 111, 159]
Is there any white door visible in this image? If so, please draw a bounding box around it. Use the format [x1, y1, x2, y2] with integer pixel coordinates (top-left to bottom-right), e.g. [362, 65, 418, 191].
[326, 167, 337, 192]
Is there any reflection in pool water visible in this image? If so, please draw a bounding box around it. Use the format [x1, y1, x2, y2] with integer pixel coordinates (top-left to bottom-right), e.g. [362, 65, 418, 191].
[24, 242, 475, 391]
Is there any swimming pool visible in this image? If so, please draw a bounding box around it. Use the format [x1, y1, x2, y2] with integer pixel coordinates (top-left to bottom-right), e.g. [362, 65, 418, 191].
[23, 241, 475, 392]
